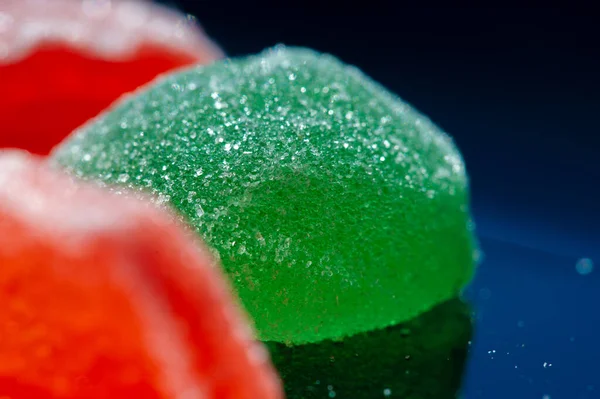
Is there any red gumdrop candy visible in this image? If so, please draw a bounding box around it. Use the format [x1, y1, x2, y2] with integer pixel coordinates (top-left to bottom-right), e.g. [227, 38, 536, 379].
[0, 0, 223, 155]
[0, 151, 283, 399]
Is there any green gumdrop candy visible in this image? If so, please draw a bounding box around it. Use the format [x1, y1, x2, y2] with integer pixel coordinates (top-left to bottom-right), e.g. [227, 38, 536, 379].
[51, 46, 477, 344]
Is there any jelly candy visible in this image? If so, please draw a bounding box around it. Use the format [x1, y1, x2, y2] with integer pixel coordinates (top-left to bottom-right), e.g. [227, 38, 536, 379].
[0, 0, 222, 155]
[0, 151, 282, 399]
[52, 46, 477, 398]
[52, 47, 477, 344]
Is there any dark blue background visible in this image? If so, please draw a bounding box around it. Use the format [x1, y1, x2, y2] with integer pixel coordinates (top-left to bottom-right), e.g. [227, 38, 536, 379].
[163, 3, 600, 397]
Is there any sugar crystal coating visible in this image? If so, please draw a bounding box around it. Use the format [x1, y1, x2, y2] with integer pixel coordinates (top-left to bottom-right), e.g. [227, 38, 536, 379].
[0, 0, 223, 64]
[52, 47, 477, 344]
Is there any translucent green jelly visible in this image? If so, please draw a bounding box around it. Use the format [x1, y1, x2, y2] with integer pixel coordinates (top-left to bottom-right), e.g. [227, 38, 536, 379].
[52, 47, 477, 344]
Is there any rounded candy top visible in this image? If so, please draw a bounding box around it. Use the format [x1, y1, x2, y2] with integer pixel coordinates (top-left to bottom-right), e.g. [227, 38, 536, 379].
[52, 47, 477, 344]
